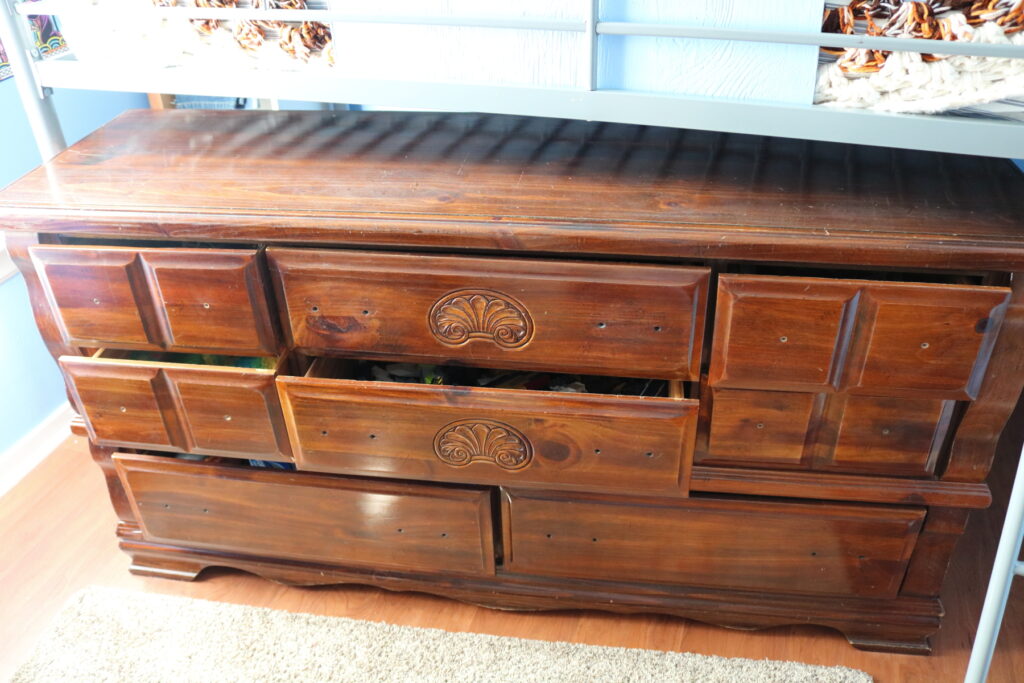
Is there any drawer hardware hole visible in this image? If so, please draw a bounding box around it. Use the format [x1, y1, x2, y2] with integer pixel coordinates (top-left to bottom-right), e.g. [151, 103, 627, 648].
[810, 551, 818, 556]
[119, 406, 127, 413]
[440, 533, 448, 538]
[755, 423, 765, 430]
[592, 538, 599, 542]
[594, 448, 601, 454]
[202, 303, 210, 309]
[546, 533, 553, 538]
[311, 305, 319, 312]
[920, 342, 930, 349]
[202, 508, 209, 514]
[369, 434, 377, 440]
[858, 555, 866, 560]
[321, 430, 328, 436]
[778, 336, 789, 343]
[92, 298, 101, 305]
[881, 428, 891, 435]
[596, 322, 606, 329]
[397, 528, 404, 533]
[645, 451, 654, 458]
[223, 415, 232, 421]
[653, 326, 662, 332]
[362, 310, 370, 315]
[163, 504, 170, 509]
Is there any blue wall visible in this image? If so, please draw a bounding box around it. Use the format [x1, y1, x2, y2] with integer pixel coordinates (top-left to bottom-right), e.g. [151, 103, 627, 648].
[0, 82, 148, 452]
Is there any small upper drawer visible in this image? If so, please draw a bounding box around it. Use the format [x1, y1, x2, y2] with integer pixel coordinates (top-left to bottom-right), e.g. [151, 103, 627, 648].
[31, 245, 278, 355]
[268, 249, 709, 380]
[277, 360, 697, 497]
[61, 350, 291, 461]
[115, 453, 495, 577]
[710, 274, 1010, 399]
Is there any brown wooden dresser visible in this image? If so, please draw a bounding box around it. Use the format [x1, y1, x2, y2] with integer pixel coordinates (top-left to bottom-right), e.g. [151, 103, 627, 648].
[3, 110, 1023, 654]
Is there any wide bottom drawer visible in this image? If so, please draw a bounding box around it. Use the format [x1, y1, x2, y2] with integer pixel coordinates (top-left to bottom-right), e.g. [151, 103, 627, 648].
[501, 490, 925, 598]
[114, 453, 496, 576]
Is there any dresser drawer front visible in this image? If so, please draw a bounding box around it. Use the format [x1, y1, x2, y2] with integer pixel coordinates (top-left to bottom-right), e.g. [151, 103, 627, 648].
[503, 490, 924, 598]
[278, 377, 696, 496]
[31, 246, 278, 355]
[61, 353, 290, 460]
[269, 249, 709, 379]
[710, 274, 1009, 399]
[115, 454, 495, 576]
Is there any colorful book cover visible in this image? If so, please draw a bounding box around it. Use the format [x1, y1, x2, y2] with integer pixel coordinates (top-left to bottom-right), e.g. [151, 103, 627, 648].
[0, 14, 67, 82]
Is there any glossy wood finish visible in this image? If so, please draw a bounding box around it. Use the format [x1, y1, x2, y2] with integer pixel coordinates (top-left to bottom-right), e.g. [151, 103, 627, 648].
[62, 352, 291, 461]
[269, 248, 708, 379]
[29, 245, 278, 355]
[701, 274, 1010, 476]
[501, 489, 924, 599]
[278, 370, 697, 497]
[710, 275, 1009, 399]
[115, 453, 496, 576]
[8, 435, 1024, 683]
[3, 111, 1024, 272]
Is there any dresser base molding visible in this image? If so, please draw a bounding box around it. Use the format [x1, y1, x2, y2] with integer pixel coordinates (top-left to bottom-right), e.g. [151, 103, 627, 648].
[117, 535, 944, 655]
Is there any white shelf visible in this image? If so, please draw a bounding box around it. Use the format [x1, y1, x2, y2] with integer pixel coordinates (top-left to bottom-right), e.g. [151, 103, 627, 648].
[35, 59, 1024, 158]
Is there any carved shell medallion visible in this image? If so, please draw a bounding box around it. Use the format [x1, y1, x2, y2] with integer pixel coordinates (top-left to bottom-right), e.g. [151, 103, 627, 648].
[433, 419, 533, 471]
[428, 289, 534, 349]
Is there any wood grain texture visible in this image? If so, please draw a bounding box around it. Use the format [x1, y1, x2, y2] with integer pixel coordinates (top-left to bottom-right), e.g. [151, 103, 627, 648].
[269, 248, 708, 379]
[5, 433, 1024, 681]
[278, 373, 697, 497]
[114, 453, 496, 577]
[61, 352, 291, 461]
[501, 489, 925, 599]
[29, 245, 278, 355]
[944, 272, 1024, 482]
[690, 466, 991, 509]
[1, 111, 1023, 271]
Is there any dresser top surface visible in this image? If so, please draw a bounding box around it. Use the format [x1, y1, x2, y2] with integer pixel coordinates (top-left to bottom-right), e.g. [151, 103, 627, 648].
[2, 109, 1024, 268]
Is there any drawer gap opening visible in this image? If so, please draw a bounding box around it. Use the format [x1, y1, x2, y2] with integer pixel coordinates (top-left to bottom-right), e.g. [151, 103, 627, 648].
[722, 263, 985, 286]
[301, 357, 689, 400]
[94, 348, 279, 369]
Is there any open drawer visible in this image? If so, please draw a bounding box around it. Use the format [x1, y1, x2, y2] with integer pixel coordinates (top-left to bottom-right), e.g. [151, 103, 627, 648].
[61, 350, 293, 461]
[269, 248, 709, 380]
[30, 245, 279, 355]
[277, 359, 698, 496]
[114, 453, 496, 576]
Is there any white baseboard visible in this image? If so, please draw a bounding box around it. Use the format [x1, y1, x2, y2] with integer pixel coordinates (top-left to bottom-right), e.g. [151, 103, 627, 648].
[0, 402, 75, 500]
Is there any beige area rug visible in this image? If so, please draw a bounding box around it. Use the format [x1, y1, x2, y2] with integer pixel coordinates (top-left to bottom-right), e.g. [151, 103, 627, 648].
[13, 586, 872, 682]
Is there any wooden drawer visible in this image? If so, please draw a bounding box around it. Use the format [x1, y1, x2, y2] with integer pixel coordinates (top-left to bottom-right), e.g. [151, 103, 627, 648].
[502, 490, 924, 598]
[710, 274, 1009, 399]
[61, 350, 291, 461]
[30, 245, 278, 354]
[114, 453, 495, 576]
[268, 248, 709, 380]
[277, 360, 697, 496]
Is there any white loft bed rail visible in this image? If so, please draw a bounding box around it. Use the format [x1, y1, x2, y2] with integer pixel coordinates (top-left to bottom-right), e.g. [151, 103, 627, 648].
[1, 0, 1023, 161]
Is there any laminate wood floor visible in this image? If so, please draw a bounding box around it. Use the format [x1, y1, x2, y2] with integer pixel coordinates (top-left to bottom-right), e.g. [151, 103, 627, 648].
[2, 424, 1023, 683]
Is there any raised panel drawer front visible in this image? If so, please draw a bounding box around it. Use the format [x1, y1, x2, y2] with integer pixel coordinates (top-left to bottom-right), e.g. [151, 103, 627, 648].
[114, 454, 495, 576]
[710, 274, 1010, 399]
[30, 245, 278, 354]
[268, 248, 710, 380]
[502, 490, 924, 598]
[277, 373, 697, 496]
[61, 351, 290, 460]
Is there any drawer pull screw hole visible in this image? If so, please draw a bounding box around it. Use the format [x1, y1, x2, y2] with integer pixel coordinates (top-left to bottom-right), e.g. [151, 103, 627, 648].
[594, 448, 601, 454]
[882, 428, 891, 435]
[597, 322, 606, 328]
[163, 504, 170, 509]
[440, 533, 448, 538]
[223, 415, 232, 421]
[546, 533, 552, 538]
[592, 538, 598, 542]
[779, 336, 788, 343]
[321, 430, 328, 436]
[653, 326, 662, 332]
[202, 303, 210, 309]
[645, 451, 654, 458]
[119, 406, 127, 413]
[362, 310, 370, 315]
[397, 528, 403, 533]
[920, 342, 930, 349]
[810, 551, 817, 556]
[92, 298, 100, 305]
[369, 434, 377, 439]
[202, 508, 209, 514]
[755, 423, 765, 429]
[311, 305, 319, 312]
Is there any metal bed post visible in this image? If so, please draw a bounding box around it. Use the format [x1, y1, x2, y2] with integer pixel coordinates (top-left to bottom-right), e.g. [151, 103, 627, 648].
[965, 441, 1024, 682]
[0, 0, 66, 160]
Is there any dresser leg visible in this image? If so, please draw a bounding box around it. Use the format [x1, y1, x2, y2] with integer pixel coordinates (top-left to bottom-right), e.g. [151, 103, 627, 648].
[126, 553, 207, 581]
[845, 634, 932, 655]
